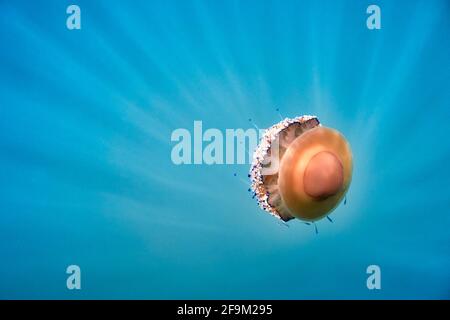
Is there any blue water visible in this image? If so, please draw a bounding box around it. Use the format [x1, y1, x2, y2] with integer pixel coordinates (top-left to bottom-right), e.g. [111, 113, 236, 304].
[0, 0, 449, 299]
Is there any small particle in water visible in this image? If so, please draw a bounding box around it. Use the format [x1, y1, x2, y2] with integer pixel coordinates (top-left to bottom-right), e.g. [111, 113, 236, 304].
[276, 108, 283, 119]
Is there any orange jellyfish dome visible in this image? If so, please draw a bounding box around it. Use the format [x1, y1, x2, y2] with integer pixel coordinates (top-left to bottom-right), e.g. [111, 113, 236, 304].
[249, 116, 353, 222]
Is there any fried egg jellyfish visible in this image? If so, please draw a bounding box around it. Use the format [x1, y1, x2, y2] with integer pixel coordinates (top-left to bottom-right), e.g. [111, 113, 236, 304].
[249, 116, 353, 223]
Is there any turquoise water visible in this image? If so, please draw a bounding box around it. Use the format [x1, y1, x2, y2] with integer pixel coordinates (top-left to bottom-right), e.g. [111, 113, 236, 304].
[0, 0, 449, 299]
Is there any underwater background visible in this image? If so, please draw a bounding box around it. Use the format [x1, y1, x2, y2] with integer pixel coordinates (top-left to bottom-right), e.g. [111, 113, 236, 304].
[0, 0, 449, 299]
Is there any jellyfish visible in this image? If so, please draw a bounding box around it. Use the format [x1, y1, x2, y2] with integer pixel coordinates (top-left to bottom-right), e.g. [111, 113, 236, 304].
[249, 115, 352, 223]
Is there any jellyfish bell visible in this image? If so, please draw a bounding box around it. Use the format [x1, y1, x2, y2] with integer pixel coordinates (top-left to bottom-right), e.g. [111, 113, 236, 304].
[249, 116, 352, 222]
[278, 125, 353, 221]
